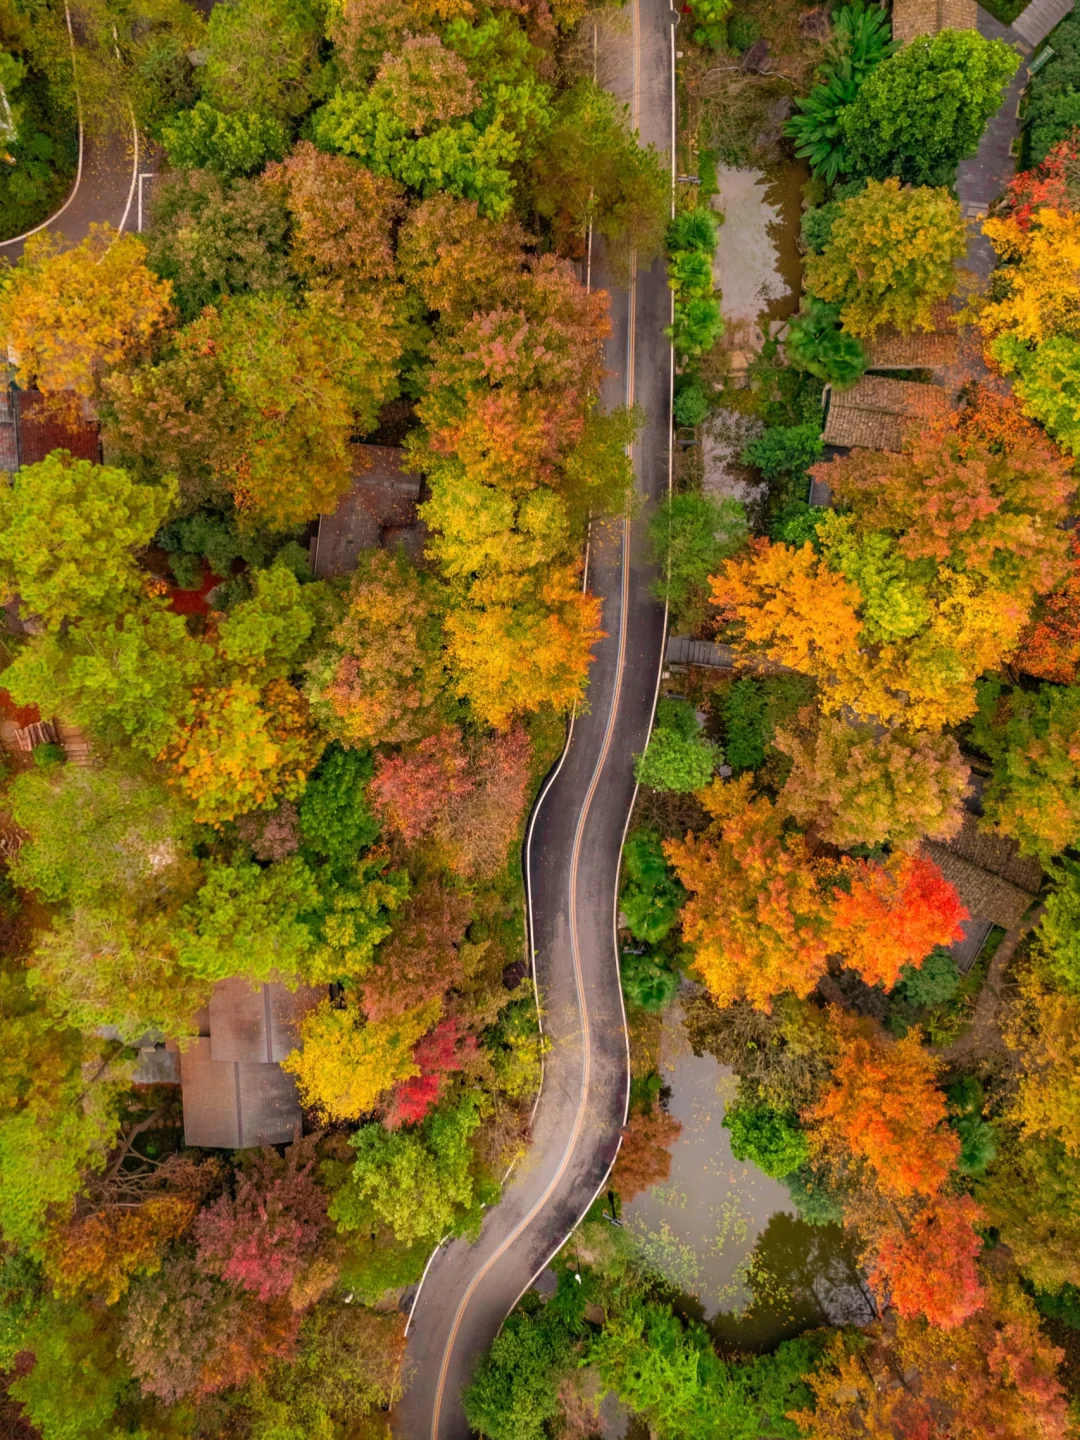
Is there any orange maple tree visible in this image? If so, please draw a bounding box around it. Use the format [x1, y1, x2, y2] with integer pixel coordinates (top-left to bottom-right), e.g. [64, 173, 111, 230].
[870, 1193, 986, 1329]
[831, 852, 968, 989]
[1018, 529, 1080, 683]
[807, 1013, 960, 1202]
[664, 776, 837, 1011]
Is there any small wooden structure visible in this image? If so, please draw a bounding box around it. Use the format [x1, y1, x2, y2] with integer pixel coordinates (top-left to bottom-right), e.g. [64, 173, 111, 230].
[822, 375, 951, 452]
[177, 979, 324, 1149]
[891, 0, 977, 43]
[309, 445, 424, 579]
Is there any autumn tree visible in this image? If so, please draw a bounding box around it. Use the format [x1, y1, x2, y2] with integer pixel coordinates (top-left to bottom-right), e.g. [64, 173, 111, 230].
[1003, 964, 1080, 1158]
[121, 1252, 301, 1404]
[821, 391, 1075, 600]
[163, 677, 324, 824]
[384, 1019, 478, 1128]
[977, 1134, 1080, 1292]
[265, 141, 405, 293]
[396, 193, 527, 320]
[775, 712, 970, 851]
[176, 858, 318, 985]
[1019, 530, 1080, 683]
[304, 550, 444, 748]
[807, 1013, 960, 1202]
[795, 1285, 1068, 1440]
[870, 1193, 985, 1329]
[610, 1106, 684, 1205]
[831, 852, 968, 989]
[193, 1138, 332, 1304]
[281, 996, 439, 1123]
[199, 0, 323, 122]
[803, 179, 966, 338]
[970, 679, 1080, 858]
[0, 453, 176, 628]
[145, 167, 292, 322]
[664, 776, 837, 1011]
[0, 226, 173, 403]
[360, 879, 471, 1020]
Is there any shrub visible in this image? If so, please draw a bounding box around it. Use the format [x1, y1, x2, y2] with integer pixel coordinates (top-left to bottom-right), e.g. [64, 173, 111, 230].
[894, 947, 959, 1009]
[723, 1099, 810, 1178]
[687, 0, 733, 50]
[785, 298, 867, 388]
[648, 491, 748, 631]
[727, 13, 760, 51]
[740, 423, 824, 484]
[620, 949, 680, 1011]
[634, 698, 721, 792]
[673, 377, 710, 427]
[161, 101, 287, 178]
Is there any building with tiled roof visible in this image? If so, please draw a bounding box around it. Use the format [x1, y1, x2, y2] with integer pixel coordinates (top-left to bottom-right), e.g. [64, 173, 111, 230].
[891, 0, 977, 44]
[822, 374, 951, 451]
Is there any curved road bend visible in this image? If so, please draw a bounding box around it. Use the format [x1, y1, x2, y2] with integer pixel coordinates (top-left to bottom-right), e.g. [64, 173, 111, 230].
[0, 12, 140, 261]
[396, 0, 676, 1433]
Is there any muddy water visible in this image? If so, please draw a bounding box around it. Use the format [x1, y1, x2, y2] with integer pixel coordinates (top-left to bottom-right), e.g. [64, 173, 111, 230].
[622, 1001, 872, 1353]
[711, 163, 808, 329]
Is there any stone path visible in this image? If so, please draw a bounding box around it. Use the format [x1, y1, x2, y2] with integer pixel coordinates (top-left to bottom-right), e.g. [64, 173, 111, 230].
[957, 0, 1075, 283]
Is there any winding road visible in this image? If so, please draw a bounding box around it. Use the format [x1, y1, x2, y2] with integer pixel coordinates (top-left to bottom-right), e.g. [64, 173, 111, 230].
[395, 0, 677, 1433]
[0, 8, 141, 262]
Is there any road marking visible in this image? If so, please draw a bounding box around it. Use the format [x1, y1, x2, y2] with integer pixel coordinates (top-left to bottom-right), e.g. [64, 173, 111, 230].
[427, 7, 645, 1437]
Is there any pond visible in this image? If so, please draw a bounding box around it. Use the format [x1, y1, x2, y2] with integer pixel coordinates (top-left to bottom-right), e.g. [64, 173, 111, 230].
[710, 162, 808, 332]
[621, 999, 874, 1355]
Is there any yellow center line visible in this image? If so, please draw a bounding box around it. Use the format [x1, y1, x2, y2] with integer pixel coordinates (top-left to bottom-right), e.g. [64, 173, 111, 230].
[427, 5, 643, 1434]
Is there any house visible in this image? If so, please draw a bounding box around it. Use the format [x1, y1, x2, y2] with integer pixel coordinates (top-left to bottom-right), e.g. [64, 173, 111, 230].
[309, 445, 425, 579]
[0, 386, 101, 472]
[174, 978, 324, 1149]
[866, 325, 959, 371]
[923, 782, 1043, 969]
[822, 374, 951, 451]
[891, 0, 977, 44]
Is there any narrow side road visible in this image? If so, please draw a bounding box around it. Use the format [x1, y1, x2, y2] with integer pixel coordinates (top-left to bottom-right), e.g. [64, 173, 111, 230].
[394, 0, 676, 1434]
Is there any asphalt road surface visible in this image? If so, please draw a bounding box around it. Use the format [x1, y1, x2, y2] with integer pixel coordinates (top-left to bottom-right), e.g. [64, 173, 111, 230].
[0, 10, 142, 261]
[395, 0, 677, 1432]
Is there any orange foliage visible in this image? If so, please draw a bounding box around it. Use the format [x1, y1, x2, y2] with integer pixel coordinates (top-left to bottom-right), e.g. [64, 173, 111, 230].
[871, 1193, 986, 1329]
[711, 538, 863, 676]
[163, 678, 324, 824]
[665, 777, 837, 1012]
[1018, 530, 1080, 683]
[822, 391, 1074, 598]
[831, 852, 968, 989]
[611, 1106, 683, 1204]
[807, 1013, 959, 1201]
[46, 1194, 199, 1305]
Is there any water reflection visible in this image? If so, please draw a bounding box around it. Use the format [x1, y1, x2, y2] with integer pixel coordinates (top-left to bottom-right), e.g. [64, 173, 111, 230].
[711, 164, 807, 328]
[622, 1003, 873, 1352]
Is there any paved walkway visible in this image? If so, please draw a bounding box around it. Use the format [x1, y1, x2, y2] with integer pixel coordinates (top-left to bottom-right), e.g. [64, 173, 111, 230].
[957, 0, 1075, 280]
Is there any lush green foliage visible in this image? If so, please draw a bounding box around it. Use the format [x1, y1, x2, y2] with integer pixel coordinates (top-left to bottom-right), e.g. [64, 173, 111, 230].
[634, 698, 722, 793]
[723, 1099, 810, 1178]
[620, 828, 686, 944]
[648, 491, 748, 630]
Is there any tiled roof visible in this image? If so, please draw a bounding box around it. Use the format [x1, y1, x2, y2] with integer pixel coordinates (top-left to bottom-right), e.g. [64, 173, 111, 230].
[923, 843, 1036, 929]
[867, 328, 959, 370]
[823, 375, 951, 451]
[892, 0, 977, 42]
[309, 444, 423, 579]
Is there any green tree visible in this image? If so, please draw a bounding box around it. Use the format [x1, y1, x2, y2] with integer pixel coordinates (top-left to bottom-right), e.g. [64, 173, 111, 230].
[649, 492, 747, 631]
[298, 745, 381, 872]
[838, 29, 1019, 186]
[330, 1098, 485, 1247]
[8, 1302, 127, 1440]
[620, 949, 680, 1012]
[970, 679, 1080, 859]
[144, 167, 292, 322]
[177, 857, 318, 984]
[199, 0, 322, 122]
[804, 178, 966, 339]
[634, 699, 721, 793]
[528, 78, 669, 271]
[5, 598, 210, 756]
[741, 424, 824, 485]
[620, 828, 686, 943]
[218, 564, 326, 676]
[894, 947, 960, 1009]
[8, 761, 197, 908]
[1037, 860, 1080, 995]
[463, 1309, 572, 1440]
[0, 452, 174, 629]
[723, 1098, 810, 1179]
[161, 101, 287, 178]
